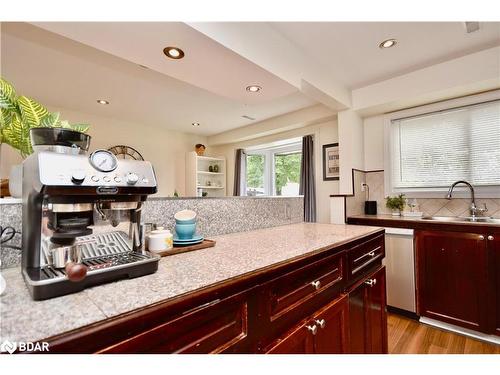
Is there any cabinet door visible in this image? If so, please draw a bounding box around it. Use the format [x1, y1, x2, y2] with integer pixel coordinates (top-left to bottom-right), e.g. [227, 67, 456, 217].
[365, 266, 387, 354]
[489, 234, 500, 336]
[348, 266, 387, 354]
[348, 278, 367, 353]
[266, 320, 315, 354]
[416, 231, 489, 332]
[313, 294, 350, 354]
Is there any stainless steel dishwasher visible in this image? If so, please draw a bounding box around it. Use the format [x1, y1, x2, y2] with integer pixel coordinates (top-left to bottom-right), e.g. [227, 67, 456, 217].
[382, 227, 416, 313]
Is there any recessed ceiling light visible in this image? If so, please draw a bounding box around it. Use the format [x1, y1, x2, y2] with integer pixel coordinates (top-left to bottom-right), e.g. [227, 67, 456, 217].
[163, 46, 185, 59]
[96, 99, 109, 105]
[192, 122, 200, 127]
[246, 85, 262, 93]
[379, 39, 397, 49]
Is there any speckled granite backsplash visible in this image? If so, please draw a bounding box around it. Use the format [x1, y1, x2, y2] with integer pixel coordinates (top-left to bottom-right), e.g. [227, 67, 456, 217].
[0, 196, 303, 269]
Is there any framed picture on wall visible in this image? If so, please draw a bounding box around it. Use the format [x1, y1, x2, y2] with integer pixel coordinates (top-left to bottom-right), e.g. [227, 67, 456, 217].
[322, 143, 340, 181]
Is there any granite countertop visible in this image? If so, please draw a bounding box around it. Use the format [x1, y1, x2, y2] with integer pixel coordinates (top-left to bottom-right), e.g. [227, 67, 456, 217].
[347, 214, 500, 229]
[0, 222, 382, 344]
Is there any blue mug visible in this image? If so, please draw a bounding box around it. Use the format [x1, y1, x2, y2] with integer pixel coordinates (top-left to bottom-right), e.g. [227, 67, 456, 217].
[175, 222, 196, 239]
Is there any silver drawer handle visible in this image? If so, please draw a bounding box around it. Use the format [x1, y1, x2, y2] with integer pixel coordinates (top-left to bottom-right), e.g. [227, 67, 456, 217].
[479, 235, 485, 240]
[488, 235, 494, 241]
[368, 251, 375, 257]
[364, 278, 377, 287]
[311, 280, 321, 290]
[306, 324, 318, 335]
[315, 319, 326, 329]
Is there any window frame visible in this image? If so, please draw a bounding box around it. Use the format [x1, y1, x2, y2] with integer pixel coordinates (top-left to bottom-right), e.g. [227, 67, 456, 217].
[245, 141, 302, 197]
[384, 90, 500, 198]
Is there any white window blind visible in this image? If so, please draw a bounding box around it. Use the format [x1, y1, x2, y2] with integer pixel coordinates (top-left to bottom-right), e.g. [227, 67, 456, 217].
[391, 100, 500, 190]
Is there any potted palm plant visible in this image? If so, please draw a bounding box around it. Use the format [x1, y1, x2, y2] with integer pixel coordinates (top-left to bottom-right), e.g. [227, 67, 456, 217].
[0, 77, 90, 197]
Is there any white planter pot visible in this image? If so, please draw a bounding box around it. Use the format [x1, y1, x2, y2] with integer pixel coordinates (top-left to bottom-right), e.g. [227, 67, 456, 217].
[8, 164, 23, 198]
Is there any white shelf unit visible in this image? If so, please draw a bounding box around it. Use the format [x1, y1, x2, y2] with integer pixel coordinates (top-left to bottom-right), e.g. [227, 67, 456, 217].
[185, 152, 227, 197]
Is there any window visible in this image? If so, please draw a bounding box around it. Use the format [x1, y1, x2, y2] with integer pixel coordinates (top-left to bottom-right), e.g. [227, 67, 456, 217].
[245, 141, 302, 196]
[387, 96, 500, 196]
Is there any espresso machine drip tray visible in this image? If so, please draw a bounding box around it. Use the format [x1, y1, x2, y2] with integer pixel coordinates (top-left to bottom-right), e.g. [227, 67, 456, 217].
[25, 231, 160, 299]
[38, 231, 157, 281]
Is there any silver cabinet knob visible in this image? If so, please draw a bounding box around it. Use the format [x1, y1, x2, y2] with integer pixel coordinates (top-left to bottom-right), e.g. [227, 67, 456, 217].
[367, 251, 376, 257]
[488, 235, 494, 241]
[365, 278, 377, 287]
[315, 319, 326, 329]
[311, 280, 321, 290]
[306, 324, 317, 335]
[479, 235, 485, 240]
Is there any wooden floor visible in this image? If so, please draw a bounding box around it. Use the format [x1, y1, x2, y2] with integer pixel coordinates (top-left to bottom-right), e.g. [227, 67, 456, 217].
[387, 313, 500, 354]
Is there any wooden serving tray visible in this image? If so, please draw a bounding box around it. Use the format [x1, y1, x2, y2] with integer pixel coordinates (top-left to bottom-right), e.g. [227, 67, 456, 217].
[155, 239, 216, 257]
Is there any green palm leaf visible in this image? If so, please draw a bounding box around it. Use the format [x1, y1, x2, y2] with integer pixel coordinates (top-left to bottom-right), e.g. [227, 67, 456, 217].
[40, 112, 61, 127]
[1, 113, 23, 150]
[0, 78, 18, 111]
[69, 123, 90, 133]
[0, 77, 90, 157]
[18, 95, 49, 127]
[0, 108, 13, 129]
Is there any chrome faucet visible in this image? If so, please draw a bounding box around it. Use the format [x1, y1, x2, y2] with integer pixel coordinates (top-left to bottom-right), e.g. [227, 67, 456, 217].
[446, 180, 488, 219]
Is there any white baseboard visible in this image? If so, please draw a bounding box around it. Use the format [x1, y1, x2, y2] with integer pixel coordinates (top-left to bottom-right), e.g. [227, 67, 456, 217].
[419, 317, 500, 345]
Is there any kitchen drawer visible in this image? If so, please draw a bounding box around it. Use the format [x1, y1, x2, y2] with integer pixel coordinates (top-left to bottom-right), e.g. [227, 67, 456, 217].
[98, 291, 248, 353]
[263, 251, 344, 328]
[347, 234, 384, 282]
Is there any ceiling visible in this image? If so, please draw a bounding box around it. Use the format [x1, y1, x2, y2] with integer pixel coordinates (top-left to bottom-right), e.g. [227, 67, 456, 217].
[0, 22, 315, 136]
[2, 22, 499, 138]
[270, 22, 500, 89]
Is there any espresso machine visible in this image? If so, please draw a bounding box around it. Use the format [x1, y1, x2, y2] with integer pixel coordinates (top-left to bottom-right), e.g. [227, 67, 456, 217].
[22, 128, 160, 300]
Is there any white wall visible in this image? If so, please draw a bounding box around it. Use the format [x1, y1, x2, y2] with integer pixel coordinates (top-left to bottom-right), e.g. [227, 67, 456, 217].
[210, 119, 339, 223]
[0, 106, 207, 197]
[337, 110, 364, 194]
[363, 115, 385, 171]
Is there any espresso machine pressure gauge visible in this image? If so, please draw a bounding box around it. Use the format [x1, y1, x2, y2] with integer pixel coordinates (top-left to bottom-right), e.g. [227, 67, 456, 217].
[89, 150, 118, 172]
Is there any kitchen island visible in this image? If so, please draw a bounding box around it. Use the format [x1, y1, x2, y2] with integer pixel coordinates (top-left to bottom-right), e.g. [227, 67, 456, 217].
[0, 223, 386, 353]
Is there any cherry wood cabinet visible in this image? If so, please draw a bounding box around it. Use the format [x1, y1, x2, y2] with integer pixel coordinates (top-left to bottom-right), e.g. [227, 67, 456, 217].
[348, 266, 388, 354]
[266, 294, 349, 354]
[415, 230, 492, 333]
[43, 230, 387, 354]
[490, 234, 500, 336]
[99, 290, 250, 353]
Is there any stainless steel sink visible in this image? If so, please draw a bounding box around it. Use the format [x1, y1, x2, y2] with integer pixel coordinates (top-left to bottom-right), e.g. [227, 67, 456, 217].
[421, 216, 500, 224]
[421, 216, 464, 222]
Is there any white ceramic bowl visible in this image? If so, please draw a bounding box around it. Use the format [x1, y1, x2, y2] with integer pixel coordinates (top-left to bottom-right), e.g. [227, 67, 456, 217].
[174, 209, 197, 223]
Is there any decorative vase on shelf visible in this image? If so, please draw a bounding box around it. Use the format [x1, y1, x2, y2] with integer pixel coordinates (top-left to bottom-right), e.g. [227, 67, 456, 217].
[391, 209, 401, 217]
[8, 164, 23, 198]
[195, 144, 206, 156]
[213, 164, 219, 173]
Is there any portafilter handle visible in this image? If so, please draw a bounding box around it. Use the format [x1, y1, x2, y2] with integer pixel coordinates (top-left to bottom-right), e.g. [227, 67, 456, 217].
[64, 240, 94, 282]
[65, 262, 88, 282]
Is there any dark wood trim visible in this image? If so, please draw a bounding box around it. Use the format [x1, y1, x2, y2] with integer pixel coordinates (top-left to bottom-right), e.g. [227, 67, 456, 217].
[329, 168, 384, 198]
[329, 168, 385, 224]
